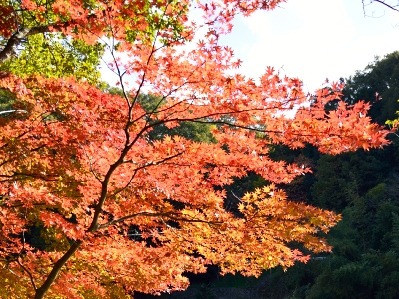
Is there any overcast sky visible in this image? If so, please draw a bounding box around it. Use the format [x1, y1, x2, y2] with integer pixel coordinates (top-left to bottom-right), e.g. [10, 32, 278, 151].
[220, 0, 399, 91]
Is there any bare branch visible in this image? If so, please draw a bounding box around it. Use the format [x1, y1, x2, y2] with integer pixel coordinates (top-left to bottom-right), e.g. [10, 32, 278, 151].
[373, 0, 399, 11]
[362, 0, 399, 16]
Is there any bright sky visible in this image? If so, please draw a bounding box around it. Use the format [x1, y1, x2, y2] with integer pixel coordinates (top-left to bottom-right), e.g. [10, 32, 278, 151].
[220, 0, 399, 91]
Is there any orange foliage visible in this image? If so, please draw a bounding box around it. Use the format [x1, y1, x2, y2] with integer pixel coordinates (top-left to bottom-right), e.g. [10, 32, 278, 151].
[0, 0, 391, 298]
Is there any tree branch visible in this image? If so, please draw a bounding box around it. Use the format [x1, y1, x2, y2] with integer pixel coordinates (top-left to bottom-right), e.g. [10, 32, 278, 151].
[0, 109, 28, 115]
[34, 241, 82, 299]
[16, 258, 37, 291]
[373, 0, 399, 11]
[97, 211, 222, 230]
[0, 26, 49, 63]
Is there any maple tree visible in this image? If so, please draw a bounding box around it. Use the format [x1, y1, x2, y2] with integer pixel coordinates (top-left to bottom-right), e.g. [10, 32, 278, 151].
[0, 0, 391, 298]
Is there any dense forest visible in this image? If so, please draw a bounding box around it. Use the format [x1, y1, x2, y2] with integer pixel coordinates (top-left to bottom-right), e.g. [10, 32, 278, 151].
[258, 51, 399, 299]
[137, 52, 399, 299]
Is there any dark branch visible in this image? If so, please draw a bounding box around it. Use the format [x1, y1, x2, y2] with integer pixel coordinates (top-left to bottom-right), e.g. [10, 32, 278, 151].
[373, 0, 399, 11]
[362, 0, 399, 15]
[97, 211, 222, 230]
[16, 258, 37, 291]
[34, 241, 82, 299]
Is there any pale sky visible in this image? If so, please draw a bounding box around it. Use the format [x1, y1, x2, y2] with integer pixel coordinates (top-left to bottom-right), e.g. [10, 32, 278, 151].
[219, 0, 399, 91]
[101, 0, 399, 92]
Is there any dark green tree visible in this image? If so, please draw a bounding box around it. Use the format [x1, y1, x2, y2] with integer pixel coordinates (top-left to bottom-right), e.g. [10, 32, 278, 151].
[257, 51, 399, 299]
[343, 51, 399, 124]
